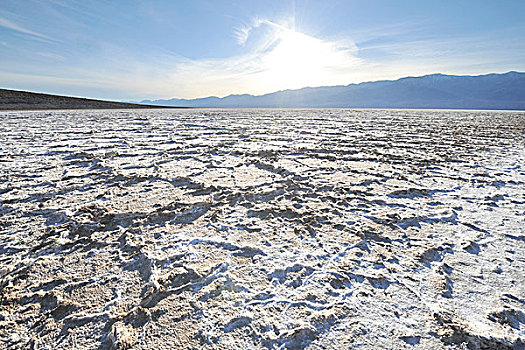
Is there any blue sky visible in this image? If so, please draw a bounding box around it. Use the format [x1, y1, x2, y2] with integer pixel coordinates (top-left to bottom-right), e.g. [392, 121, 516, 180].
[1, 0, 524, 100]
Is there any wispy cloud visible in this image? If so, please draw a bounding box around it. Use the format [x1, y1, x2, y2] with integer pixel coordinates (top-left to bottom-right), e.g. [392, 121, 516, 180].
[234, 25, 251, 45]
[37, 51, 66, 60]
[0, 16, 54, 41]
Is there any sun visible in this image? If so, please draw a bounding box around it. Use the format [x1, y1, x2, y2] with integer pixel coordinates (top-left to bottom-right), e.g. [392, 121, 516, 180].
[263, 28, 353, 89]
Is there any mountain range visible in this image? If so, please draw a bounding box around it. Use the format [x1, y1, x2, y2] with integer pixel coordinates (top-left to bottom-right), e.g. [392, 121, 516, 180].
[0, 88, 178, 111]
[140, 71, 525, 110]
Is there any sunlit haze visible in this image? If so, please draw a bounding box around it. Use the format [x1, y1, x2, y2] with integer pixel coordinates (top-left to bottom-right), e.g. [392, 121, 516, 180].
[1, 0, 524, 100]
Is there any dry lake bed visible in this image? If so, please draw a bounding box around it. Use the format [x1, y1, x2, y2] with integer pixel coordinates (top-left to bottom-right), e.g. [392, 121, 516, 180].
[0, 109, 524, 349]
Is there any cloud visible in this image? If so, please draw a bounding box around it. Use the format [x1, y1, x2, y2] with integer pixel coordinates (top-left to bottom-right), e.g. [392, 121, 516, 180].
[234, 25, 251, 45]
[37, 51, 66, 60]
[233, 17, 272, 47]
[0, 16, 54, 41]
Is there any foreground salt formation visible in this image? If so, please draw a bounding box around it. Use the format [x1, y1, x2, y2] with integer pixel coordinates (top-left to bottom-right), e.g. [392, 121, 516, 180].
[0, 109, 524, 349]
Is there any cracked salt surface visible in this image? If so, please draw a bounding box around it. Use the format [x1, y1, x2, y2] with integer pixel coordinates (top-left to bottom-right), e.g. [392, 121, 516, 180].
[0, 109, 524, 349]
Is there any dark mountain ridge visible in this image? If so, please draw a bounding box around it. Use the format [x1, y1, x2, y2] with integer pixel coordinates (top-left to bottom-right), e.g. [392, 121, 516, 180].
[0, 89, 183, 111]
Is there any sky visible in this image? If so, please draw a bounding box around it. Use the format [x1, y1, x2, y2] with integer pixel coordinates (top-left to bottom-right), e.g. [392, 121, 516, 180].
[1, 0, 524, 101]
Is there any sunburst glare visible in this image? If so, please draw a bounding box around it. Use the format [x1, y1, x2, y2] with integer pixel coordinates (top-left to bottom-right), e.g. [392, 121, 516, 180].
[256, 21, 360, 89]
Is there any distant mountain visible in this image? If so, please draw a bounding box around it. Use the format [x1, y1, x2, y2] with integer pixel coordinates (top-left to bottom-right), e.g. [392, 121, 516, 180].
[141, 71, 525, 110]
[0, 89, 183, 110]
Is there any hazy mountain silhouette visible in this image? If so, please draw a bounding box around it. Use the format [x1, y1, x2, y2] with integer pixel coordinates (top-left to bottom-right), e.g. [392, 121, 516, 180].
[141, 71, 525, 109]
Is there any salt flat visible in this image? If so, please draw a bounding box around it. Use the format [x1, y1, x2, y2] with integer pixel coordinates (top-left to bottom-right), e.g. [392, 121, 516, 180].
[0, 109, 524, 349]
